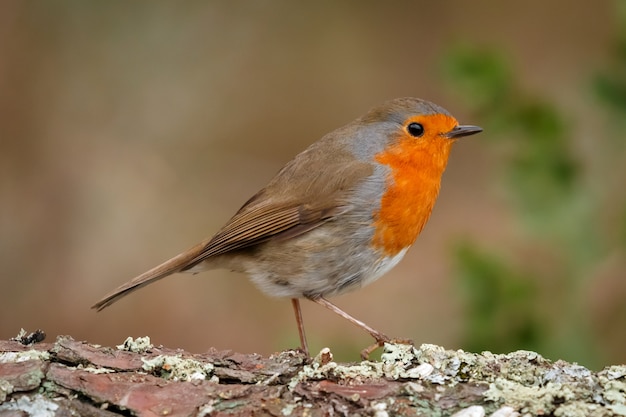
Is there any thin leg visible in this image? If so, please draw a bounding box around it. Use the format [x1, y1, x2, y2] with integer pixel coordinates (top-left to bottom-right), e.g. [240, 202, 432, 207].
[291, 298, 309, 357]
[306, 296, 390, 345]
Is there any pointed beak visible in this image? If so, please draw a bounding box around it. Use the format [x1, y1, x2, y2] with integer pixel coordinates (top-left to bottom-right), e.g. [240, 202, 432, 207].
[445, 125, 483, 139]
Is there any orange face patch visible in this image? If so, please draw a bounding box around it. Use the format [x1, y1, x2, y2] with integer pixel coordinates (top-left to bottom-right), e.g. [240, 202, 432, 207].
[371, 113, 459, 255]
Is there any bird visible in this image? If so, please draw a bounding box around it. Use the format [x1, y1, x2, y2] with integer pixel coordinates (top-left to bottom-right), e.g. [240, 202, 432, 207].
[92, 97, 482, 358]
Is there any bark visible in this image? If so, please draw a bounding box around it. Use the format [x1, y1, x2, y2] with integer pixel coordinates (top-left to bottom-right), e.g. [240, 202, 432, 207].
[0, 331, 624, 417]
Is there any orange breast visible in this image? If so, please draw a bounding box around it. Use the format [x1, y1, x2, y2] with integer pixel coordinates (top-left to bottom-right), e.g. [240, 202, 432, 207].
[371, 114, 457, 255]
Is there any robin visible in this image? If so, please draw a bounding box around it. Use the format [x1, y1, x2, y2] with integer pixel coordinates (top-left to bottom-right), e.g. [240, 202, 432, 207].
[93, 97, 482, 358]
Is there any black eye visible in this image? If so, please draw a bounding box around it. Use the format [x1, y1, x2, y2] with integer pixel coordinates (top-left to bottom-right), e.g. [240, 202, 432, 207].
[407, 122, 424, 137]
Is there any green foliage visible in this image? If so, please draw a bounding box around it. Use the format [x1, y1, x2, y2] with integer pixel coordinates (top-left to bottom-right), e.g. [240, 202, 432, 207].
[441, 26, 626, 367]
[442, 45, 580, 225]
[594, 2, 626, 251]
[594, 74, 626, 115]
[593, 0, 626, 118]
[454, 242, 542, 353]
[441, 47, 511, 113]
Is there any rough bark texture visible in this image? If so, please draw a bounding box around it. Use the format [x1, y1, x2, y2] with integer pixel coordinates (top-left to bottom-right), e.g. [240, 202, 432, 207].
[0, 332, 625, 417]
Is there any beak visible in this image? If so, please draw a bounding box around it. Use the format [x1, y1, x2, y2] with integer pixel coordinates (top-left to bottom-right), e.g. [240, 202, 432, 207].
[445, 125, 483, 139]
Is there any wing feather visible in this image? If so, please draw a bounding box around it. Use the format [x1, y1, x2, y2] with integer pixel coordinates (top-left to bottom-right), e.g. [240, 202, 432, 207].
[92, 137, 375, 310]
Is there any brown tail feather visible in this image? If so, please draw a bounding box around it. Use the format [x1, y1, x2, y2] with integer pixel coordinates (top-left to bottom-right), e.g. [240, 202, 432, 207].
[92, 241, 209, 311]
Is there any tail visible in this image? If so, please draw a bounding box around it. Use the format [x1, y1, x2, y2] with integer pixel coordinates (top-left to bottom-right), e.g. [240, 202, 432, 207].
[92, 240, 209, 311]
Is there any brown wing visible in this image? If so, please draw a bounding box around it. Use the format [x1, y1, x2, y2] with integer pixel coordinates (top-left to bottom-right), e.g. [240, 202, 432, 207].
[180, 142, 375, 267]
[179, 200, 350, 270]
[92, 149, 374, 311]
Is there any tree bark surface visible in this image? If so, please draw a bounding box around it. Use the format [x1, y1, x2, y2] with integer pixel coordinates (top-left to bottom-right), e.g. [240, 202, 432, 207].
[0, 333, 625, 416]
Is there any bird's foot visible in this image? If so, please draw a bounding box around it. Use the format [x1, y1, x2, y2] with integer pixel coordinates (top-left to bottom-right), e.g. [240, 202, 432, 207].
[360, 337, 414, 360]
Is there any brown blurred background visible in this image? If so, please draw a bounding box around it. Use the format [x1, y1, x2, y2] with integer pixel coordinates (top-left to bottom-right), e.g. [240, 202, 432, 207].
[1, 1, 623, 369]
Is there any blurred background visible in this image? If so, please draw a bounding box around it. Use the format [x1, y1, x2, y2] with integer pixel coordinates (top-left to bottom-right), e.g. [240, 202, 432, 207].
[1, 1, 624, 370]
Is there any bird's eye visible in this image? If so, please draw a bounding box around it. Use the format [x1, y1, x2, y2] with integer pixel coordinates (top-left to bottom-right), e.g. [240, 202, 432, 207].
[407, 122, 424, 137]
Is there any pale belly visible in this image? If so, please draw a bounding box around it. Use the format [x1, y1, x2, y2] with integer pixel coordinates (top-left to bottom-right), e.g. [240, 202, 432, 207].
[241, 242, 410, 299]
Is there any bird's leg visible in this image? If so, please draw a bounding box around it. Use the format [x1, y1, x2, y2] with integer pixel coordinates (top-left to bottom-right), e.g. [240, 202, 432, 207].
[306, 296, 394, 359]
[291, 298, 309, 357]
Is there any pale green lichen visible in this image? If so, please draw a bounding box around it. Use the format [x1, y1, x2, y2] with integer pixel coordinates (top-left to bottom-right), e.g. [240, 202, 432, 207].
[598, 365, 626, 416]
[290, 343, 482, 389]
[607, 403, 626, 416]
[11, 329, 28, 341]
[289, 343, 453, 389]
[484, 378, 576, 415]
[605, 381, 626, 404]
[489, 406, 519, 417]
[371, 401, 389, 417]
[0, 394, 59, 417]
[0, 349, 49, 403]
[0, 350, 50, 363]
[450, 405, 485, 417]
[0, 380, 13, 402]
[76, 364, 115, 374]
[281, 402, 297, 416]
[197, 400, 216, 417]
[553, 401, 607, 417]
[141, 354, 215, 382]
[482, 359, 626, 416]
[116, 336, 153, 353]
[288, 343, 625, 415]
[288, 352, 379, 389]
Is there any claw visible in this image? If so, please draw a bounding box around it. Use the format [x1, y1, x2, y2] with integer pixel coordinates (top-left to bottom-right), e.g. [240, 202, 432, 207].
[360, 337, 414, 360]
